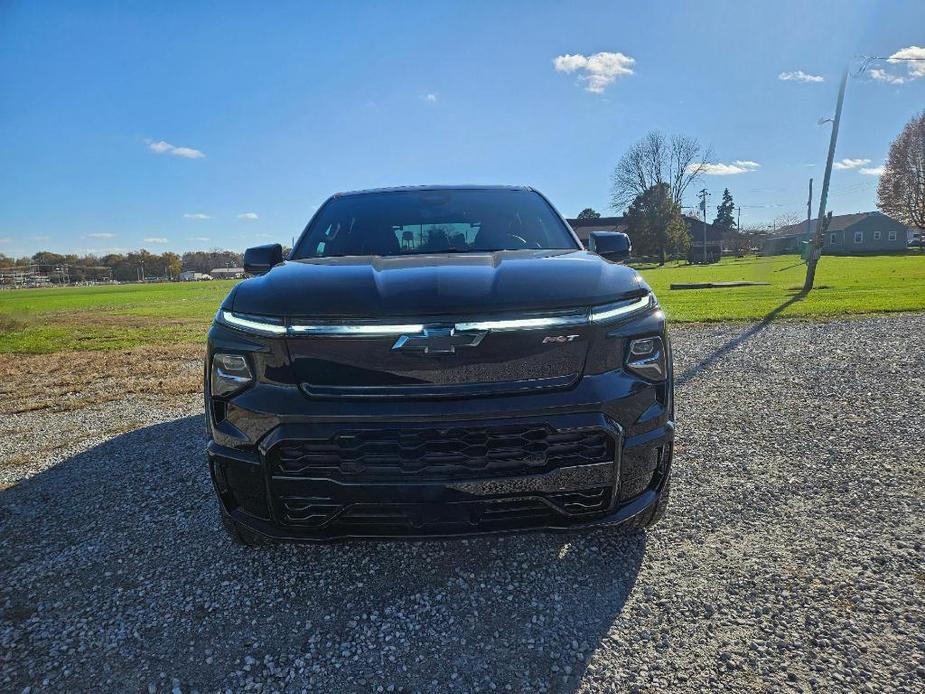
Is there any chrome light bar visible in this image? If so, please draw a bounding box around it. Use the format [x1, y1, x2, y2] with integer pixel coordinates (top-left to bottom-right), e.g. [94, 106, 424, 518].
[455, 313, 586, 332]
[218, 293, 654, 337]
[289, 322, 425, 336]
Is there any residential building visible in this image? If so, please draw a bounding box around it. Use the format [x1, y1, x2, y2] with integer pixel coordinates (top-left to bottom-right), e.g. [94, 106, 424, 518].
[761, 211, 908, 255]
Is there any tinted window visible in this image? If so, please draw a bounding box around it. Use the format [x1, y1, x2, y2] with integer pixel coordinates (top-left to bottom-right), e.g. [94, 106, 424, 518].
[291, 189, 577, 258]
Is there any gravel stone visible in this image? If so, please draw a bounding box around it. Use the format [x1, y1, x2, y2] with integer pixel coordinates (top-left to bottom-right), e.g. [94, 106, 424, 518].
[1, 314, 923, 692]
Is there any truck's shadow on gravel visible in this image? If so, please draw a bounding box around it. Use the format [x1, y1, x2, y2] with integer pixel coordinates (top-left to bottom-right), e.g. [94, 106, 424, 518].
[1, 415, 646, 692]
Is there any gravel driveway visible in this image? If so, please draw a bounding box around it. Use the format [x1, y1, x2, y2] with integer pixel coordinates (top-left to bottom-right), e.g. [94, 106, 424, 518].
[2, 314, 923, 693]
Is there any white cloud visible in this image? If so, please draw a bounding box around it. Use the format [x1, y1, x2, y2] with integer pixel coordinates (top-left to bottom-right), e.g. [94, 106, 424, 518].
[77, 246, 127, 255]
[419, 93, 438, 103]
[32, 235, 50, 241]
[147, 139, 206, 159]
[184, 213, 212, 219]
[778, 70, 824, 83]
[697, 161, 761, 176]
[870, 68, 905, 85]
[832, 158, 871, 170]
[188, 236, 210, 242]
[144, 237, 169, 244]
[0, 237, 11, 244]
[553, 51, 635, 94]
[237, 212, 259, 220]
[170, 146, 205, 159]
[860, 165, 885, 176]
[85, 232, 115, 239]
[888, 45, 925, 79]
[148, 140, 173, 154]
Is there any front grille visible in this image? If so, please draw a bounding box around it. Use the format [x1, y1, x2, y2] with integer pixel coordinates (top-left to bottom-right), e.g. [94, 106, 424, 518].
[277, 487, 612, 530]
[270, 423, 614, 480]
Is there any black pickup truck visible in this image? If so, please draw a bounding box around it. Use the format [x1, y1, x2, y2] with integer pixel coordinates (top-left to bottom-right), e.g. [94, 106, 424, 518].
[205, 185, 674, 544]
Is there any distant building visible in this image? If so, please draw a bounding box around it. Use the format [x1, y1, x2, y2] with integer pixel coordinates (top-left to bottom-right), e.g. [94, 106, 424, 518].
[179, 271, 212, 281]
[210, 267, 246, 280]
[762, 212, 908, 256]
[682, 217, 724, 264]
[760, 231, 807, 256]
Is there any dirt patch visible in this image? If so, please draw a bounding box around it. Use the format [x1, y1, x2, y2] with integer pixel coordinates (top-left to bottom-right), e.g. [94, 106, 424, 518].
[0, 315, 27, 333]
[0, 344, 203, 415]
[66, 311, 205, 331]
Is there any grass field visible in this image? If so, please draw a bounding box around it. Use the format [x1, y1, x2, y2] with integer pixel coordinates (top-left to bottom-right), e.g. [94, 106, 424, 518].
[1, 254, 923, 353]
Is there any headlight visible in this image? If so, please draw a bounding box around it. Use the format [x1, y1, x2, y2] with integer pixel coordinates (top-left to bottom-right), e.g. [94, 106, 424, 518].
[589, 293, 655, 324]
[216, 310, 286, 336]
[625, 336, 666, 381]
[211, 353, 254, 396]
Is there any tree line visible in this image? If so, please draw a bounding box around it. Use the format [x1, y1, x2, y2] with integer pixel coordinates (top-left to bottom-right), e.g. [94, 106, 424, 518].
[0, 249, 244, 282]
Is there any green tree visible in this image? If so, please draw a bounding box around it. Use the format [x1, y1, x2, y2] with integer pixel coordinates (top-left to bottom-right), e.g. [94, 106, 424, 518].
[625, 183, 688, 265]
[163, 252, 182, 279]
[31, 251, 66, 266]
[577, 208, 601, 220]
[713, 188, 736, 232]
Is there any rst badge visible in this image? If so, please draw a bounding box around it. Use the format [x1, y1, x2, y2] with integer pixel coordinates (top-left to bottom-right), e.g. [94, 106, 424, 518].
[542, 334, 580, 344]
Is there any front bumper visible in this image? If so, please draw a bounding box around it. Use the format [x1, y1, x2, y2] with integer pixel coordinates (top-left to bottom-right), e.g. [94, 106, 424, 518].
[208, 407, 674, 542]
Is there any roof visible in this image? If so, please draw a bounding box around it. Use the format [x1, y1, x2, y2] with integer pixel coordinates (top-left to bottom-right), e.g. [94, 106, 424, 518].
[567, 216, 626, 228]
[772, 211, 907, 238]
[566, 217, 629, 236]
[333, 184, 531, 197]
[682, 215, 724, 242]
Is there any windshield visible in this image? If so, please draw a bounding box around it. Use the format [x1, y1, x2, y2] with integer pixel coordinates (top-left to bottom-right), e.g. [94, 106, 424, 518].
[291, 189, 579, 258]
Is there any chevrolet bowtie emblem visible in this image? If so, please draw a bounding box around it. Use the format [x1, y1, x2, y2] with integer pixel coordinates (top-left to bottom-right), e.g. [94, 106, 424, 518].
[392, 327, 486, 355]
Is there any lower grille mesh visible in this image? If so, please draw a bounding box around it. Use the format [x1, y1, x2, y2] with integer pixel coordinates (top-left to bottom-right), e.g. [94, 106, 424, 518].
[277, 487, 612, 529]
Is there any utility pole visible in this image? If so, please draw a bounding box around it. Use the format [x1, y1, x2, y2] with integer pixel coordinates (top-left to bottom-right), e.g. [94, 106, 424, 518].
[697, 188, 710, 263]
[804, 178, 813, 259]
[803, 67, 848, 293]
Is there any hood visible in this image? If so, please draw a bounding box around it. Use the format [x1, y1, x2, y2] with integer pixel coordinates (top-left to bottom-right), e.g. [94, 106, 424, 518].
[229, 249, 646, 318]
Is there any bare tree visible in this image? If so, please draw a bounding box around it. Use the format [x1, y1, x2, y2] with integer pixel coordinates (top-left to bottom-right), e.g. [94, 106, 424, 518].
[610, 131, 712, 211]
[877, 111, 925, 231]
[771, 211, 802, 233]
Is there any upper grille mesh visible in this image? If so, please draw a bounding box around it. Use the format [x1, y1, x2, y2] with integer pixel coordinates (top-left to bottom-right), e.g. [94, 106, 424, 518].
[271, 424, 613, 480]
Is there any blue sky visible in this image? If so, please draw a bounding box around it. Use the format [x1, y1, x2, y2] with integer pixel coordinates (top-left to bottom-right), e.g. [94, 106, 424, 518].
[1, 0, 923, 257]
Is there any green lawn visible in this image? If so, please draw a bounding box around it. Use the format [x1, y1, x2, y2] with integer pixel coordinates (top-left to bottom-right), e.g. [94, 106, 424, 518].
[637, 253, 925, 322]
[1, 254, 923, 353]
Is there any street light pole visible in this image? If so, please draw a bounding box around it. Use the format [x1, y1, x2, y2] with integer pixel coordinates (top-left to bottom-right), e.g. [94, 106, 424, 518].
[698, 188, 710, 263]
[803, 67, 848, 293]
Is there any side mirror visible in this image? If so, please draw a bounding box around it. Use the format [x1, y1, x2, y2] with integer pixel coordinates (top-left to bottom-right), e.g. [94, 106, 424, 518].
[589, 231, 631, 263]
[243, 243, 283, 276]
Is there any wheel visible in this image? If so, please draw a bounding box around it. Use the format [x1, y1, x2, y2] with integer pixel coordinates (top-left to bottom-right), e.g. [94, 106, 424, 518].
[631, 478, 671, 529]
[220, 508, 273, 547]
